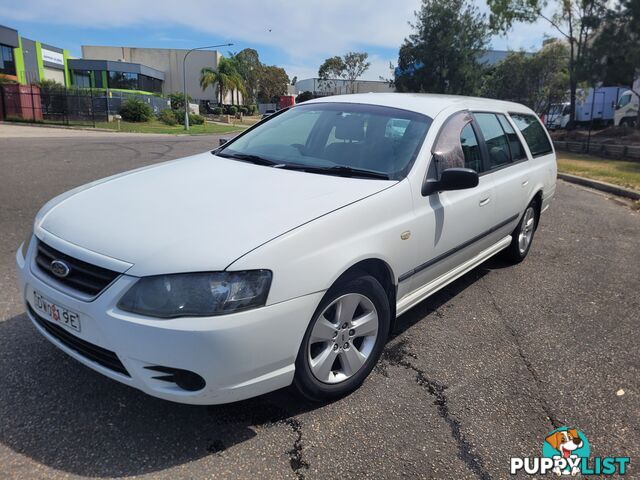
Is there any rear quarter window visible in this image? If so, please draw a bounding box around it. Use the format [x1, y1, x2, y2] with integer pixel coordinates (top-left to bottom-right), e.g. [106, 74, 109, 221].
[509, 113, 553, 157]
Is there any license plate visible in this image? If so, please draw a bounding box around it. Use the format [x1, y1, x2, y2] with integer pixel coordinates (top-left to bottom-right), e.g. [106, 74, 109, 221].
[31, 290, 81, 332]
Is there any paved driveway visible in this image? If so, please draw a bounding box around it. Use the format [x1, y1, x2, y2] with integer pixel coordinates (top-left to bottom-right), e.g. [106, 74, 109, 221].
[0, 129, 638, 479]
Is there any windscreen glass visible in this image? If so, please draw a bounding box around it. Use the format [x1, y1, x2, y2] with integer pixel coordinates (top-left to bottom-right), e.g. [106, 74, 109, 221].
[219, 103, 433, 179]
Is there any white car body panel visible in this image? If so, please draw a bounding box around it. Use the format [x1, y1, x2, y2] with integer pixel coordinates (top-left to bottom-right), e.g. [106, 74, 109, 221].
[37, 153, 393, 277]
[16, 93, 557, 404]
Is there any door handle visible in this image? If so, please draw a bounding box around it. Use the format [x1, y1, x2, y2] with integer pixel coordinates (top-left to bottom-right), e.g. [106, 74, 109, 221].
[521, 179, 529, 187]
[479, 197, 491, 207]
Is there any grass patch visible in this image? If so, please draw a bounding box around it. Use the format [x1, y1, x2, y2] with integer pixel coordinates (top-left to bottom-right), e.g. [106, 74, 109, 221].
[557, 152, 640, 191]
[94, 119, 246, 135]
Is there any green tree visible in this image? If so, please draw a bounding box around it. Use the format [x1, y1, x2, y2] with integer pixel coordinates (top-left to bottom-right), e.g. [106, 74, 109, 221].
[589, 0, 640, 127]
[296, 91, 314, 103]
[200, 57, 246, 106]
[34, 78, 65, 92]
[228, 48, 261, 104]
[481, 40, 569, 114]
[394, 0, 489, 95]
[488, 0, 609, 127]
[257, 65, 289, 103]
[318, 56, 345, 92]
[318, 52, 371, 93]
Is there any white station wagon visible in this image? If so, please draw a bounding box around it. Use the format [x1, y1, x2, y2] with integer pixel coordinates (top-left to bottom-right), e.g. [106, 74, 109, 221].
[16, 94, 556, 404]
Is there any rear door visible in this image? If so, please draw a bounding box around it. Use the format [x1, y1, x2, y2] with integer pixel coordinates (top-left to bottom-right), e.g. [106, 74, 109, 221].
[472, 112, 529, 236]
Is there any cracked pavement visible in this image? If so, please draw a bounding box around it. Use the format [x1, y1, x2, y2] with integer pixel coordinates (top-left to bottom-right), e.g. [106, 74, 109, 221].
[0, 128, 638, 479]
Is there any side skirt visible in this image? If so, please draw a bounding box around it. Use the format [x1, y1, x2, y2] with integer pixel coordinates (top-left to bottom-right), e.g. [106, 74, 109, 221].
[395, 235, 512, 317]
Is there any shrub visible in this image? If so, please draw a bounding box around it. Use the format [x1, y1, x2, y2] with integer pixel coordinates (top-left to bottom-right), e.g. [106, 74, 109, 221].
[173, 112, 205, 126]
[247, 104, 258, 115]
[212, 106, 223, 115]
[228, 106, 238, 115]
[189, 113, 205, 125]
[168, 92, 192, 111]
[119, 98, 153, 122]
[158, 108, 178, 125]
[239, 107, 248, 115]
[296, 91, 314, 103]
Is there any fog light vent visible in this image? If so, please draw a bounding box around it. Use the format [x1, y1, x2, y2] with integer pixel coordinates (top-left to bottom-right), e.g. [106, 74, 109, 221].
[145, 365, 206, 391]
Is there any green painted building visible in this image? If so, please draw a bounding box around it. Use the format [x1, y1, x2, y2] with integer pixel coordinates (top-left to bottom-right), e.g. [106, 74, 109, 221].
[1, 24, 70, 86]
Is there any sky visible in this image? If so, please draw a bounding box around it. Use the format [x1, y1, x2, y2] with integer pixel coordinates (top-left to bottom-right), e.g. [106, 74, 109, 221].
[0, 0, 557, 82]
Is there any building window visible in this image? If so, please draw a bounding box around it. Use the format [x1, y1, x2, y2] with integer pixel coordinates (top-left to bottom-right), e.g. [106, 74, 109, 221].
[72, 70, 92, 88]
[138, 74, 162, 93]
[108, 71, 138, 90]
[0, 44, 16, 76]
[93, 70, 104, 89]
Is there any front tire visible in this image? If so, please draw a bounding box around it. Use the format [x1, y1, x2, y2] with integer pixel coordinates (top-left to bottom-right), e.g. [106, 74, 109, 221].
[503, 201, 538, 263]
[293, 275, 390, 402]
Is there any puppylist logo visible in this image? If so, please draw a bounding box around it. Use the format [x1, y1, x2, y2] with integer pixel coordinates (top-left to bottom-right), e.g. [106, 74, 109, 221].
[510, 427, 631, 476]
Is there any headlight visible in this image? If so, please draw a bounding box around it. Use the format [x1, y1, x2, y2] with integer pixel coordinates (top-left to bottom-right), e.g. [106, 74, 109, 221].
[20, 229, 33, 259]
[117, 270, 272, 318]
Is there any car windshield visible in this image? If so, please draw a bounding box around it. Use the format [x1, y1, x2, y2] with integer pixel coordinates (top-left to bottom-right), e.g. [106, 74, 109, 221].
[217, 102, 433, 180]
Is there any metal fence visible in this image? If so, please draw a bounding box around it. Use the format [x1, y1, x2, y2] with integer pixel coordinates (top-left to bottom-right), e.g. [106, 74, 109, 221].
[0, 84, 169, 127]
[554, 140, 640, 162]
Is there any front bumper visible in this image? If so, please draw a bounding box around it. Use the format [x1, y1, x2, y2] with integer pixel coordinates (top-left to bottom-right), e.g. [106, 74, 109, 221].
[16, 240, 323, 405]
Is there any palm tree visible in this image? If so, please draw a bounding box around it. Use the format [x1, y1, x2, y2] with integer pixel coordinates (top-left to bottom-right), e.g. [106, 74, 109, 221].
[200, 58, 247, 106]
[200, 67, 227, 106]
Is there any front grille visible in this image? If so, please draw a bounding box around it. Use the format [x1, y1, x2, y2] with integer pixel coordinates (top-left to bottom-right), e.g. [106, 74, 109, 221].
[35, 241, 120, 297]
[28, 304, 130, 376]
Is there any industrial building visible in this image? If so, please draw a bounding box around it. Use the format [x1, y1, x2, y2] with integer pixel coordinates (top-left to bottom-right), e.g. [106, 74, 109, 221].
[294, 78, 393, 96]
[1, 24, 237, 105]
[81, 45, 237, 103]
[0, 24, 70, 86]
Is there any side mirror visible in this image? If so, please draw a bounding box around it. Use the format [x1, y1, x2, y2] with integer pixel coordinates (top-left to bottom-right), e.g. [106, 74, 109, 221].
[422, 168, 479, 196]
[219, 139, 228, 146]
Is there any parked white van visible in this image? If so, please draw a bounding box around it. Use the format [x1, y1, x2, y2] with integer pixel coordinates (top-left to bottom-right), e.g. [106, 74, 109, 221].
[16, 93, 557, 404]
[614, 78, 639, 127]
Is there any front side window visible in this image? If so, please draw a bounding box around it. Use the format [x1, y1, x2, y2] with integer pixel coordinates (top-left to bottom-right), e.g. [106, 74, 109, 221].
[474, 113, 512, 170]
[219, 103, 432, 179]
[509, 113, 553, 157]
[460, 123, 481, 172]
[617, 93, 632, 109]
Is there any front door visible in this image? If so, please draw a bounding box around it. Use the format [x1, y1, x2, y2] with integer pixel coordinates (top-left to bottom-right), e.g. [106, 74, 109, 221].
[406, 111, 501, 292]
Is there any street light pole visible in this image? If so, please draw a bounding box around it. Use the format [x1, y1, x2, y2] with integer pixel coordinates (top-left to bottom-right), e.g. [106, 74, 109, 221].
[183, 43, 233, 130]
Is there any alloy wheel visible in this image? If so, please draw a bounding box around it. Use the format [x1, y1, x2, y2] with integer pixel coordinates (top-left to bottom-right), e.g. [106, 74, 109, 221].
[518, 206, 536, 254]
[308, 293, 379, 384]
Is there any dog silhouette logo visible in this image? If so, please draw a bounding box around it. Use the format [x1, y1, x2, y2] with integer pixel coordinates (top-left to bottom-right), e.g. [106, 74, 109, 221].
[542, 427, 590, 476]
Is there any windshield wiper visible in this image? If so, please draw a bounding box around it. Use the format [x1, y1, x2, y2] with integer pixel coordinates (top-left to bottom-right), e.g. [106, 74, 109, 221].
[278, 164, 390, 180]
[215, 152, 279, 166]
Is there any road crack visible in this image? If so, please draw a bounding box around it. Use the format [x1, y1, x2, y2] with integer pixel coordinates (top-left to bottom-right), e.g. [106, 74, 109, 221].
[481, 279, 561, 429]
[380, 340, 492, 480]
[206, 400, 310, 478]
[281, 418, 310, 479]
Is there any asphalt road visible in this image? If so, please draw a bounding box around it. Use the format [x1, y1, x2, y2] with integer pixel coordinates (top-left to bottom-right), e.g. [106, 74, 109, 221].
[0, 128, 638, 479]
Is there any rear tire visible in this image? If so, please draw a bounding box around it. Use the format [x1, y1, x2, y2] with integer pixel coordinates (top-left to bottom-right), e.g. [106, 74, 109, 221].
[503, 201, 539, 263]
[293, 275, 390, 402]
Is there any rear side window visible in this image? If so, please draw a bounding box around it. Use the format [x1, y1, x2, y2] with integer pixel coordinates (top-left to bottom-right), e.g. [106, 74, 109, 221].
[497, 114, 527, 161]
[510, 113, 553, 157]
[473, 113, 512, 170]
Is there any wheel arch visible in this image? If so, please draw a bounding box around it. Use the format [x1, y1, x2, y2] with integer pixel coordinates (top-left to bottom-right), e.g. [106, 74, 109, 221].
[530, 189, 543, 228]
[332, 258, 397, 333]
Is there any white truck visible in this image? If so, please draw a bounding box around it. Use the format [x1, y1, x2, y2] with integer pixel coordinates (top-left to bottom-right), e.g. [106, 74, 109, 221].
[548, 86, 629, 129]
[613, 77, 639, 127]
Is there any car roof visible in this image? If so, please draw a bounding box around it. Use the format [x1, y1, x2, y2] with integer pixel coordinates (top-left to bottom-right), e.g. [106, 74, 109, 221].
[302, 93, 535, 119]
